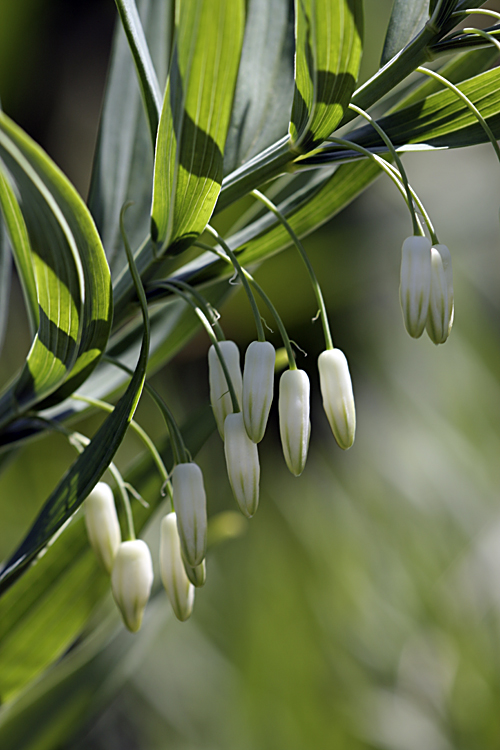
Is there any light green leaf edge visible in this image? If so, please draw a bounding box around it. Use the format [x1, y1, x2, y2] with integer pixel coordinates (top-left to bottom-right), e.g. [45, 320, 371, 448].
[113, 0, 162, 145]
[290, 0, 363, 151]
[0, 114, 112, 417]
[151, 0, 245, 255]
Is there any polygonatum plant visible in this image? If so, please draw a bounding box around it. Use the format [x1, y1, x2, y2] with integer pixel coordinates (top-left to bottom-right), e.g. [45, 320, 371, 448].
[0, 0, 500, 722]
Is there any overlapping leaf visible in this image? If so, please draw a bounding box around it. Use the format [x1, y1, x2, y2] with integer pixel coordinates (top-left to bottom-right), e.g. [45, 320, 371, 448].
[89, 0, 171, 280]
[290, 0, 363, 151]
[0, 114, 112, 426]
[348, 65, 500, 151]
[381, 0, 430, 66]
[223, 0, 295, 175]
[151, 0, 244, 255]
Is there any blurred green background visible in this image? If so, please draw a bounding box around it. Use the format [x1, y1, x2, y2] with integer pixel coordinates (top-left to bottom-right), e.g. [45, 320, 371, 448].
[3, 1, 500, 748]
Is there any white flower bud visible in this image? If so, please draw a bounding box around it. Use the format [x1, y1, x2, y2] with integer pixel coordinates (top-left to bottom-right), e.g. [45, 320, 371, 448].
[111, 540, 153, 632]
[279, 369, 311, 476]
[242, 340, 275, 443]
[224, 412, 260, 518]
[84, 482, 121, 573]
[318, 349, 356, 450]
[160, 513, 195, 622]
[182, 554, 206, 587]
[208, 341, 243, 438]
[426, 245, 454, 344]
[172, 462, 207, 567]
[400, 235, 432, 338]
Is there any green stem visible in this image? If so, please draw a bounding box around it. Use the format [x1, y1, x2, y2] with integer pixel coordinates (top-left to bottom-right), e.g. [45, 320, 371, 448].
[251, 190, 334, 350]
[321, 137, 437, 241]
[416, 65, 500, 163]
[348, 103, 420, 236]
[207, 245, 297, 369]
[167, 278, 225, 340]
[205, 224, 266, 342]
[71, 394, 169, 484]
[155, 280, 241, 414]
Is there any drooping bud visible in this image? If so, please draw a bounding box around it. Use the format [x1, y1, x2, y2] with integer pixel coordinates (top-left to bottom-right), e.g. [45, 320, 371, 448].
[279, 369, 311, 476]
[84, 482, 121, 573]
[208, 341, 243, 438]
[224, 412, 260, 517]
[400, 235, 432, 338]
[318, 349, 356, 450]
[242, 340, 275, 442]
[426, 245, 454, 344]
[172, 462, 207, 567]
[182, 553, 206, 587]
[160, 513, 195, 621]
[111, 540, 154, 632]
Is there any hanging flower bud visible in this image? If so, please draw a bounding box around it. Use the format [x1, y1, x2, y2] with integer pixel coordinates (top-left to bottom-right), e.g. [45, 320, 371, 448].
[399, 235, 432, 338]
[160, 513, 195, 621]
[84, 482, 121, 573]
[426, 244, 454, 344]
[279, 369, 311, 476]
[224, 412, 260, 517]
[111, 540, 153, 632]
[318, 348, 356, 450]
[208, 341, 243, 438]
[242, 340, 275, 443]
[182, 554, 206, 587]
[172, 462, 207, 567]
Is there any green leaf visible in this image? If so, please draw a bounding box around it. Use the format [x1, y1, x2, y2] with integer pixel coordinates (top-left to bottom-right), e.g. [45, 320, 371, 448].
[223, 0, 295, 175]
[381, 0, 430, 67]
[151, 0, 245, 255]
[0, 225, 147, 597]
[348, 65, 500, 151]
[0, 224, 11, 356]
[113, 0, 163, 145]
[0, 114, 112, 426]
[0, 407, 215, 703]
[89, 0, 172, 281]
[290, 0, 363, 151]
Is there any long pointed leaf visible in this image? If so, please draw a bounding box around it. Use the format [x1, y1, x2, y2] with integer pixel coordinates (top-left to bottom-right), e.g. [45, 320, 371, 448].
[290, 0, 363, 151]
[0, 115, 112, 424]
[0, 223, 11, 356]
[113, 0, 163, 144]
[223, 0, 295, 175]
[151, 0, 244, 255]
[381, 0, 430, 66]
[89, 0, 172, 280]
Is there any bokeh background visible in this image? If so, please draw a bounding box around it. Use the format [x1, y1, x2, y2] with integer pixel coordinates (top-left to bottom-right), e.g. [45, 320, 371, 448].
[2, 1, 500, 748]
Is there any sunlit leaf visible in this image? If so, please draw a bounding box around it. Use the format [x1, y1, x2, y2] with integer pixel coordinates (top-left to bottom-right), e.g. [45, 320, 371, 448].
[151, 0, 244, 255]
[0, 114, 112, 426]
[290, 0, 363, 151]
[0, 223, 11, 356]
[348, 65, 500, 151]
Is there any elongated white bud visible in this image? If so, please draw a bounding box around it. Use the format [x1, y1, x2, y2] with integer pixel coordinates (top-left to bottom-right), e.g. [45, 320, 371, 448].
[208, 341, 243, 438]
[172, 462, 207, 567]
[400, 235, 432, 338]
[111, 540, 153, 632]
[84, 482, 121, 573]
[318, 349, 356, 450]
[279, 369, 311, 476]
[224, 412, 260, 517]
[242, 340, 275, 443]
[160, 513, 195, 621]
[426, 245, 453, 344]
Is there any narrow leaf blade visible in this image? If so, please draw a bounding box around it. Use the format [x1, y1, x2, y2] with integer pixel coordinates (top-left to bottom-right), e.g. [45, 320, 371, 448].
[381, 0, 430, 66]
[151, 0, 245, 254]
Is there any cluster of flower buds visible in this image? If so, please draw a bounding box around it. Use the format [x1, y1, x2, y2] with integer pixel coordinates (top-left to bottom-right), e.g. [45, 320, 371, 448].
[400, 236, 454, 344]
[208, 336, 356, 511]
